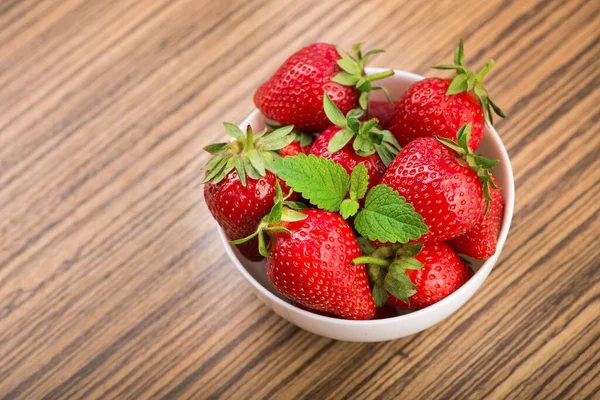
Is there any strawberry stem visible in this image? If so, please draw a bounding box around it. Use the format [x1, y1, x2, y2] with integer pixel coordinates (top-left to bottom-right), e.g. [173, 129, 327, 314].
[366, 70, 394, 82]
[352, 256, 390, 266]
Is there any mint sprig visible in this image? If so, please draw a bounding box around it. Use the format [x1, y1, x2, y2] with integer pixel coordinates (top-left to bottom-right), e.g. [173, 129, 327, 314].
[274, 154, 349, 212]
[340, 162, 369, 219]
[354, 185, 428, 243]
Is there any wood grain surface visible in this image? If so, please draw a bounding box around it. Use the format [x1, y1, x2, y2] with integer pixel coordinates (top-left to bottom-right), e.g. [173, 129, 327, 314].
[0, 0, 599, 398]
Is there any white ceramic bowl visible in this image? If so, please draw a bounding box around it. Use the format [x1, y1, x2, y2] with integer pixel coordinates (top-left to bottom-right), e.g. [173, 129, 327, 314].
[218, 68, 515, 342]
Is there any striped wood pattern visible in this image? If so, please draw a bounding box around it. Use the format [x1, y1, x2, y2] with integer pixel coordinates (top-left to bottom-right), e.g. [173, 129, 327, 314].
[0, 0, 599, 398]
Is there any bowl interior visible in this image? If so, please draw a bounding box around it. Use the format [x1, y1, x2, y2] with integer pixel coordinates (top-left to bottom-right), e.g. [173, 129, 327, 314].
[221, 68, 514, 323]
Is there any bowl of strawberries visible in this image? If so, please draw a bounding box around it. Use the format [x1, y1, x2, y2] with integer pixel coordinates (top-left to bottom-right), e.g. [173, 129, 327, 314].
[204, 40, 514, 342]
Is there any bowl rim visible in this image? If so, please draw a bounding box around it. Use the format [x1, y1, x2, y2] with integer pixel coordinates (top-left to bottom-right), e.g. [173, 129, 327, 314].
[219, 68, 515, 325]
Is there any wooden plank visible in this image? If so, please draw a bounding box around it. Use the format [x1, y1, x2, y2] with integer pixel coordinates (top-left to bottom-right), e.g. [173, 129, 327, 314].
[0, 0, 598, 398]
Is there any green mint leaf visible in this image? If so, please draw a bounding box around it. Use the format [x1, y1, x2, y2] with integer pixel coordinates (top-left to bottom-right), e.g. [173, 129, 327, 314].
[340, 199, 359, 219]
[354, 184, 428, 243]
[327, 128, 355, 154]
[273, 154, 350, 212]
[349, 162, 369, 200]
[372, 284, 388, 307]
[323, 92, 348, 127]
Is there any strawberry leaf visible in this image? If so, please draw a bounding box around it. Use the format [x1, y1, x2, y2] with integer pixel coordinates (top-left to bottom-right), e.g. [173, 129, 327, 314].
[384, 273, 416, 304]
[328, 128, 355, 154]
[447, 73, 469, 95]
[223, 122, 244, 139]
[274, 154, 350, 212]
[372, 283, 388, 307]
[323, 92, 348, 128]
[354, 184, 428, 243]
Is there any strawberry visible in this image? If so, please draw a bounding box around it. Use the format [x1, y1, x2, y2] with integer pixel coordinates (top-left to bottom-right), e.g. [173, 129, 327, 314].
[280, 131, 314, 156]
[354, 242, 471, 309]
[310, 126, 386, 192]
[266, 208, 375, 320]
[388, 39, 504, 151]
[254, 43, 393, 132]
[447, 174, 504, 259]
[308, 92, 401, 193]
[373, 305, 398, 319]
[368, 100, 395, 129]
[202, 123, 296, 261]
[379, 124, 498, 243]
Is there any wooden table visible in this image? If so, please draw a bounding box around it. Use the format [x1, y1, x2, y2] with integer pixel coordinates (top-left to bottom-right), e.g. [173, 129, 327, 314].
[1, 0, 598, 398]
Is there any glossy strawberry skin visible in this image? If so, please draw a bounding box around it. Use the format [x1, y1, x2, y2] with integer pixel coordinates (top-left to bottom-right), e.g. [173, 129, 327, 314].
[448, 175, 504, 259]
[380, 137, 484, 243]
[281, 140, 312, 157]
[204, 170, 294, 261]
[389, 78, 485, 151]
[254, 43, 358, 132]
[310, 126, 386, 193]
[368, 100, 395, 129]
[387, 242, 471, 309]
[266, 208, 376, 320]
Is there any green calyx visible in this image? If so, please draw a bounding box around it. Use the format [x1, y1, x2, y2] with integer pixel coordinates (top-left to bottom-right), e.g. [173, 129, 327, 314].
[229, 181, 307, 257]
[323, 92, 401, 166]
[265, 121, 314, 148]
[331, 43, 395, 113]
[201, 123, 295, 186]
[353, 240, 424, 307]
[437, 123, 499, 213]
[432, 38, 506, 125]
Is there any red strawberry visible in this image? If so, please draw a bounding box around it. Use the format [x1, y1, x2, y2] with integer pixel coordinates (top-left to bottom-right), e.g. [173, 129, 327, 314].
[280, 131, 314, 156]
[310, 126, 386, 192]
[373, 305, 398, 319]
[254, 43, 393, 132]
[388, 39, 504, 151]
[369, 100, 395, 129]
[447, 175, 504, 259]
[266, 208, 375, 320]
[307, 92, 401, 192]
[295, 303, 340, 318]
[202, 123, 296, 261]
[379, 124, 498, 243]
[385, 242, 472, 309]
